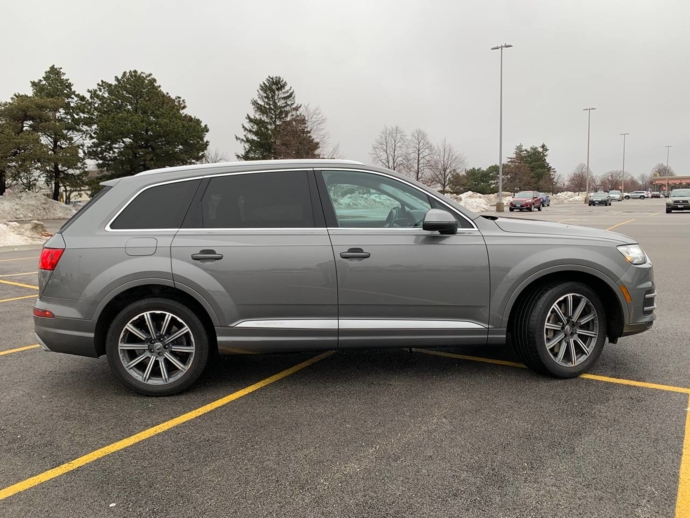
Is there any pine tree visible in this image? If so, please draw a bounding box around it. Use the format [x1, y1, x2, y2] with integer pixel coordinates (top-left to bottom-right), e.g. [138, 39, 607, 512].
[30, 66, 87, 200]
[235, 76, 303, 160]
[87, 71, 208, 178]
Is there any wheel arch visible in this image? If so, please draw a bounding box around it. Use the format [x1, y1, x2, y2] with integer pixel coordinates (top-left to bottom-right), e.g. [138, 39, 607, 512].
[93, 283, 218, 357]
[504, 268, 625, 343]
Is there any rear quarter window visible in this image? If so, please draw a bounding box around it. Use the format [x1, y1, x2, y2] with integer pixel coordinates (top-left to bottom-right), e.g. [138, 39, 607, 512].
[110, 180, 201, 230]
[59, 186, 112, 233]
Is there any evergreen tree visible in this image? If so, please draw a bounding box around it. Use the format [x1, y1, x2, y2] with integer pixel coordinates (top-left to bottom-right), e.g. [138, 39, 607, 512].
[87, 71, 208, 178]
[30, 66, 87, 200]
[0, 95, 52, 195]
[274, 114, 320, 159]
[235, 76, 303, 160]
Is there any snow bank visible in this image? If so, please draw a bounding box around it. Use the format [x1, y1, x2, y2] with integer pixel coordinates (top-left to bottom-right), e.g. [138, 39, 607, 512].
[447, 191, 513, 213]
[552, 192, 585, 204]
[0, 191, 78, 222]
[0, 221, 49, 247]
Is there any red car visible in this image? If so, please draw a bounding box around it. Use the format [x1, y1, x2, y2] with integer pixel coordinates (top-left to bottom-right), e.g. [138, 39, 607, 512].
[509, 191, 543, 212]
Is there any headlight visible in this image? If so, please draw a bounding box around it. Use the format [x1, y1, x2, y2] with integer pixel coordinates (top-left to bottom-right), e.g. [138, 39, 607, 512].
[617, 244, 647, 265]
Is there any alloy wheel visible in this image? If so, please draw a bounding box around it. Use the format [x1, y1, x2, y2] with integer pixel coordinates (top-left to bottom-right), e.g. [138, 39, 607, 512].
[118, 311, 195, 385]
[543, 293, 599, 367]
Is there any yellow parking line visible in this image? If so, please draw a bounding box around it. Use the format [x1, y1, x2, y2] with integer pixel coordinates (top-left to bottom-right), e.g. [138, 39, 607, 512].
[412, 348, 526, 369]
[0, 351, 335, 502]
[606, 218, 635, 231]
[0, 256, 38, 263]
[650, 212, 660, 217]
[0, 294, 37, 303]
[0, 345, 41, 356]
[676, 396, 690, 517]
[412, 348, 690, 394]
[0, 279, 38, 290]
[0, 272, 37, 278]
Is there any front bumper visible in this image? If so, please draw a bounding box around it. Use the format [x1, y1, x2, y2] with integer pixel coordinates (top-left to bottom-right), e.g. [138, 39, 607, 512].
[34, 316, 98, 358]
[618, 261, 655, 337]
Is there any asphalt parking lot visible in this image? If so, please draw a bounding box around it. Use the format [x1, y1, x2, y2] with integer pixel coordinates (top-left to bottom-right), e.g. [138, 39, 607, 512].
[0, 199, 688, 517]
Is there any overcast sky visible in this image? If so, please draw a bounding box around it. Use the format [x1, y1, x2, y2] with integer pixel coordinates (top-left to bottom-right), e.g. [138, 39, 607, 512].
[4, 0, 689, 179]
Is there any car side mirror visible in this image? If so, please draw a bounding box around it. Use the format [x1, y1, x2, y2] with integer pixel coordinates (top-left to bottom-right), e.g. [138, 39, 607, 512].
[422, 209, 458, 235]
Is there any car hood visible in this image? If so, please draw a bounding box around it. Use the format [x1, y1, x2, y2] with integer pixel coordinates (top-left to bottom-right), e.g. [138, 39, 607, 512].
[492, 217, 633, 244]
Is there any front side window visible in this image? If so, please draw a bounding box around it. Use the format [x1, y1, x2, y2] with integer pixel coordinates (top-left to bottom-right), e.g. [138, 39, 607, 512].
[110, 180, 201, 230]
[201, 170, 314, 228]
[322, 171, 431, 228]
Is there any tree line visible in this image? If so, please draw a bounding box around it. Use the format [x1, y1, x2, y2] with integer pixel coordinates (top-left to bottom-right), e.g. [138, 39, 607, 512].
[566, 162, 676, 193]
[0, 71, 337, 201]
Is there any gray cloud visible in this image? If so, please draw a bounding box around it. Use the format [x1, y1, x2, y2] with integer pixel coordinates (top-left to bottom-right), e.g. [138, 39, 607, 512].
[4, 0, 688, 178]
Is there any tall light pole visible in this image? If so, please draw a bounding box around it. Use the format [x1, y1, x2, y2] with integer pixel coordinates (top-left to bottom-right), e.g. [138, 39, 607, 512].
[583, 107, 596, 203]
[620, 133, 629, 194]
[492, 43, 513, 212]
[666, 145, 672, 172]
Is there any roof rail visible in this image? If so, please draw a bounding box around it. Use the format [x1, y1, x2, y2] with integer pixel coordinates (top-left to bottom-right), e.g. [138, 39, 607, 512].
[135, 159, 364, 176]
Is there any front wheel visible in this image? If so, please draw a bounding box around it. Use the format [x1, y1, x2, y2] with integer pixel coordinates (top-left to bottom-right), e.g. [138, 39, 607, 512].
[512, 282, 606, 378]
[509, 208, 514, 212]
[666, 208, 672, 213]
[537, 205, 542, 211]
[106, 298, 210, 396]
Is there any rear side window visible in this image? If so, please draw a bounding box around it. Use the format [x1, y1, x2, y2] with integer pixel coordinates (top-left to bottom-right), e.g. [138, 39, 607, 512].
[201, 171, 314, 228]
[59, 186, 112, 233]
[110, 180, 201, 230]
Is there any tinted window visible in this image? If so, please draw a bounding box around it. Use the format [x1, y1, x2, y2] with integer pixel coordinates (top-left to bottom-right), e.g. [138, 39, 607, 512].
[322, 170, 431, 228]
[201, 170, 314, 228]
[110, 180, 200, 230]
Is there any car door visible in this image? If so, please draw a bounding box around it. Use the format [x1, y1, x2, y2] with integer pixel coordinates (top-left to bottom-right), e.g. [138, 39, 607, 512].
[315, 168, 490, 348]
[171, 169, 338, 353]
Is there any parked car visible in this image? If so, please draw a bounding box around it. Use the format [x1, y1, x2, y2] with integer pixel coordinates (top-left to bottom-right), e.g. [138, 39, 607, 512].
[650, 192, 661, 199]
[628, 191, 647, 199]
[509, 191, 543, 212]
[538, 192, 551, 207]
[608, 190, 623, 201]
[666, 188, 690, 213]
[34, 159, 656, 395]
[589, 192, 611, 206]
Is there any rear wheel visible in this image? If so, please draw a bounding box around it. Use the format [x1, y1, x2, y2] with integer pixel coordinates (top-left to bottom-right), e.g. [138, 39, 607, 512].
[513, 282, 606, 378]
[106, 298, 209, 396]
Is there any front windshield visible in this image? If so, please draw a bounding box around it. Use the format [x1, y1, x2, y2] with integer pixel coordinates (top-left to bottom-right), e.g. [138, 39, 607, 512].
[515, 191, 534, 198]
[592, 193, 607, 198]
[610, 190, 621, 195]
[671, 189, 690, 197]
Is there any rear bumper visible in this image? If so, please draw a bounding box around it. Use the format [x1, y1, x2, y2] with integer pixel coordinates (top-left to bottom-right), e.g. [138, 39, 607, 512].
[34, 316, 98, 358]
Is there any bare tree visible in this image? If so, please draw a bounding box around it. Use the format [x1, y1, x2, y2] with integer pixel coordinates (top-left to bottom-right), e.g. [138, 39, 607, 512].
[404, 128, 433, 182]
[370, 125, 408, 171]
[200, 148, 230, 164]
[651, 163, 675, 177]
[599, 170, 624, 192]
[567, 163, 592, 193]
[428, 139, 466, 194]
[301, 104, 342, 159]
[638, 172, 652, 190]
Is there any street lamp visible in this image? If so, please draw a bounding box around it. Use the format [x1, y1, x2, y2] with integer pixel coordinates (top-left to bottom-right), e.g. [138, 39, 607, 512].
[583, 107, 596, 203]
[666, 145, 672, 172]
[620, 133, 629, 194]
[491, 43, 513, 212]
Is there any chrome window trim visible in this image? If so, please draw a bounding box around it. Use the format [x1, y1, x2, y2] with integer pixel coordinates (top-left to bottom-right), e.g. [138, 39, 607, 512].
[232, 319, 485, 330]
[317, 167, 478, 230]
[105, 166, 478, 232]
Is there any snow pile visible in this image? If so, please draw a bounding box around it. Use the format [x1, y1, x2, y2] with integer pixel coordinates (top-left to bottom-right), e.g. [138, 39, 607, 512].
[552, 192, 585, 204]
[447, 191, 513, 213]
[333, 192, 399, 209]
[0, 221, 49, 246]
[0, 191, 78, 222]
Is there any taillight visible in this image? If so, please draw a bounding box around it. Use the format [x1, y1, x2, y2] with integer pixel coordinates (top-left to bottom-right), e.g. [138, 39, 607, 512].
[33, 308, 55, 318]
[39, 248, 64, 271]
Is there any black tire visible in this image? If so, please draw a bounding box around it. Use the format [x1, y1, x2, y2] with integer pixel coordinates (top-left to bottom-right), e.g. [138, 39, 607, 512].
[537, 205, 542, 211]
[509, 208, 514, 212]
[106, 298, 210, 396]
[666, 208, 672, 213]
[512, 281, 607, 378]
[529, 206, 533, 212]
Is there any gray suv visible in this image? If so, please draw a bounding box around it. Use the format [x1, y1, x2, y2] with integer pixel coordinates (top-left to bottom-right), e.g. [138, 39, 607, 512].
[34, 160, 656, 395]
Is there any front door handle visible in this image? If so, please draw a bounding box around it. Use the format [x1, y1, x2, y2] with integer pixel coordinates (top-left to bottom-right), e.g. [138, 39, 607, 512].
[191, 249, 224, 261]
[340, 248, 371, 259]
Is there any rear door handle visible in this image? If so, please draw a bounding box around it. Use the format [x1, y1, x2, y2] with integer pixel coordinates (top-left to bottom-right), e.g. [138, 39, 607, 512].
[340, 248, 371, 259]
[191, 249, 223, 261]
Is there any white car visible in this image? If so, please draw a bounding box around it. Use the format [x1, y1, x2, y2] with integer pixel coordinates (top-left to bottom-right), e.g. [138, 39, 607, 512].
[627, 191, 647, 200]
[609, 190, 623, 201]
